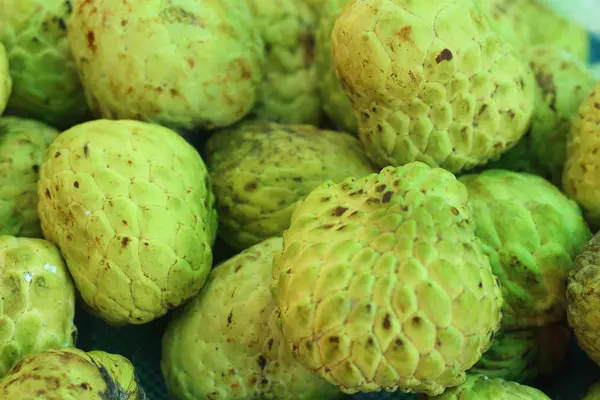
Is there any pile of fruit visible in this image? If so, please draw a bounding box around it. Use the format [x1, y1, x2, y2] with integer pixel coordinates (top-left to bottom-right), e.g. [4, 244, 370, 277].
[1, 0, 600, 399]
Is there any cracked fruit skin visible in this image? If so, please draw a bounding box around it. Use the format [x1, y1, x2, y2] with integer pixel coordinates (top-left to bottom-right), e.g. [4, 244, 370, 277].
[245, 0, 321, 125]
[0, 347, 144, 399]
[272, 162, 503, 395]
[0, 117, 59, 237]
[469, 322, 571, 383]
[424, 374, 551, 399]
[0, 236, 77, 378]
[162, 238, 341, 400]
[0, 0, 90, 129]
[68, 0, 264, 131]
[205, 120, 376, 251]
[460, 170, 591, 329]
[331, 0, 535, 174]
[315, 0, 357, 134]
[562, 83, 600, 231]
[0, 44, 11, 117]
[37, 119, 218, 325]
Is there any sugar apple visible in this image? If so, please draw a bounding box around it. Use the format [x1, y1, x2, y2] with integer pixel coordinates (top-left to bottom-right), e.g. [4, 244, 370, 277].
[423, 374, 551, 399]
[0, 117, 59, 237]
[67, 0, 264, 131]
[272, 162, 503, 395]
[205, 120, 376, 251]
[563, 82, 600, 231]
[0, 347, 144, 399]
[583, 381, 600, 400]
[245, 0, 321, 125]
[0, 0, 90, 129]
[0, 236, 77, 378]
[37, 119, 218, 325]
[459, 170, 591, 328]
[0, 44, 10, 117]
[315, 0, 357, 134]
[162, 237, 341, 400]
[331, 0, 535, 174]
[469, 322, 571, 383]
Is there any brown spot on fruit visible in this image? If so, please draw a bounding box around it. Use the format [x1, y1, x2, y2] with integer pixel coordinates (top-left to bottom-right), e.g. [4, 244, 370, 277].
[244, 181, 258, 191]
[396, 26, 412, 41]
[83, 144, 89, 157]
[395, 338, 403, 346]
[534, 70, 557, 111]
[451, 207, 459, 215]
[435, 48, 453, 63]
[320, 196, 331, 202]
[81, 382, 90, 390]
[332, 206, 348, 216]
[478, 104, 488, 116]
[45, 189, 51, 199]
[299, 30, 316, 66]
[32, 165, 39, 173]
[87, 31, 97, 53]
[74, 181, 79, 188]
[54, 151, 61, 158]
[376, 184, 386, 192]
[329, 336, 340, 344]
[121, 237, 129, 247]
[268, 339, 274, 350]
[186, 58, 195, 68]
[257, 355, 267, 370]
[170, 89, 180, 97]
[383, 313, 391, 330]
[412, 316, 421, 325]
[367, 337, 374, 346]
[382, 191, 393, 203]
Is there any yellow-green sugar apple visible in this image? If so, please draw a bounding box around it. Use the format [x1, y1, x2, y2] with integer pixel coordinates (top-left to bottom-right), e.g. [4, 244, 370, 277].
[0, 117, 59, 237]
[0, 347, 144, 399]
[0, 0, 90, 129]
[0, 236, 77, 378]
[245, 0, 321, 125]
[162, 237, 341, 400]
[423, 374, 551, 399]
[563, 82, 600, 231]
[273, 162, 503, 395]
[67, 0, 264, 131]
[205, 120, 376, 251]
[459, 170, 591, 328]
[583, 381, 600, 400]
[469, 322, 571, 383]
[315, 0, 357, 134]
[0, 44, 11, 117]
[37, 119, 218, 325]
[331, 0, 535, 174]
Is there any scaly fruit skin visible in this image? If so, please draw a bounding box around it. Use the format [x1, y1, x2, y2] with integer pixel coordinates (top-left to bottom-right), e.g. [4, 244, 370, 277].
[527, 46, 595, 186]
[476, 0, 589, 63]
[37, 119, 218, 325]
[563, 83, 600, 231]
[273, 162, 503, 395]
[162, 237, 341, 400]
[470, 322, 571, 383]
[0, 347, 144, 399]
[0, 117, 59, 237]
[68, 0, 264, 131]
[315, 0, 357, 134]
[459, 170, 591, 328]
[583, 381, 600, 400]
[205, 120, 375, 251]
[423, 374, 551, 399]
[331, 0, 535, 174]
[0, 44, 11, 116]
[0, 0, 90, 129]
[0, 236, 77, 378]
[245, 0, 321, 125]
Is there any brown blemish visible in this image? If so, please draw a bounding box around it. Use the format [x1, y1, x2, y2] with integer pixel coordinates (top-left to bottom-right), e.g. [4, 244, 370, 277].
[451, 207, 459, 215]
[186, 58, 195, 68]
[383, 313, 391, 330]
[412, 316, 421, 325]
[396, 26, 412, 41]
[366, 304, 372, 312]
[244, 181, 258, 191]
[257, 355, 267, 370]
[322, 224, 334, 229]
[376, 184, 386, 192]
[32, 165, 39, 173]
[74, 181, 79, 188]
[332, 206, 348, 216]
[408, 71, 417, 83]
[382, 191, 393, 203]
[122, 220, 128, 226]
[227, 311, 233, 326]
[54, 151, 61, 158]
[169, 89, 180, 97]
[435, 48, 453, 64]
[121, 237, 129, 247]
[329, 336, 340, 343]
[478, 104, 488, 116]
[395, 338, 403, 346]
[83, 144, 89, 157]
[86, 31, 97, 53]
[267, 339, 274, 350]
[45, 189, 51, 199]
[367, 337, 374, 346]
[299, 30, 316, 66]
[595, 102, 600, 110]
[234, 264, 242, 272]
[320, 196, 331, 202]
[534, 69, 557, 111]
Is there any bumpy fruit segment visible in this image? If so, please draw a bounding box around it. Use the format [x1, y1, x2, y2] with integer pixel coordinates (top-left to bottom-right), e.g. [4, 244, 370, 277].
[0, 43, 11, 117]
[424, 374, 551, 399]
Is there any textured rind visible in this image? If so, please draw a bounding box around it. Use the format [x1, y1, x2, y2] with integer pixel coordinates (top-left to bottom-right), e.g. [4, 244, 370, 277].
[245, 0, 321, 125]
[315, 0, 357, 134]
[469, 323, 571, 383]
[162, 238, 340, 400]
[273, 162, 503, 395]
[0, 0, 90, 129]
[0, 347, 144, 399]
[566, 233, 600, 367]
[425, 374, 551, 399]
[0, 236, 77, 378]
[582, 381, 600, 400]
[331, 0, 535, 174]
[205, 120, 376, 251]
[459, 170, 591, 328]
[67, 0, 265, 131]
[37, 119, 218, 325]
[0, 117, 59, 237]
[476, 0, 590, 63]
[563, 83, 600, 230]
[0, 44, 11, 117]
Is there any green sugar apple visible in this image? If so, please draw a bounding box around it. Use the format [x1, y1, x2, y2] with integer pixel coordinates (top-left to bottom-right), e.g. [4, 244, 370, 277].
[583, 381, 600, 400]
[67, 0, 264, 131]
[162, 237, 341, 400]
[0, 236, 77, 378]
[0, 0, 90, 129]
[273, 162, 503, 395]
[423, 374, 551, 399]
[331, 0, 535, 174]
[0, 347, 144, 399]
[459, 170, 591, 328]
[245, 0, 321, 125]
[0, 44, 10, 117]
[0, 117, 59, 237]
[37, 119, 218, 325]
[205, 120, 376, 251]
